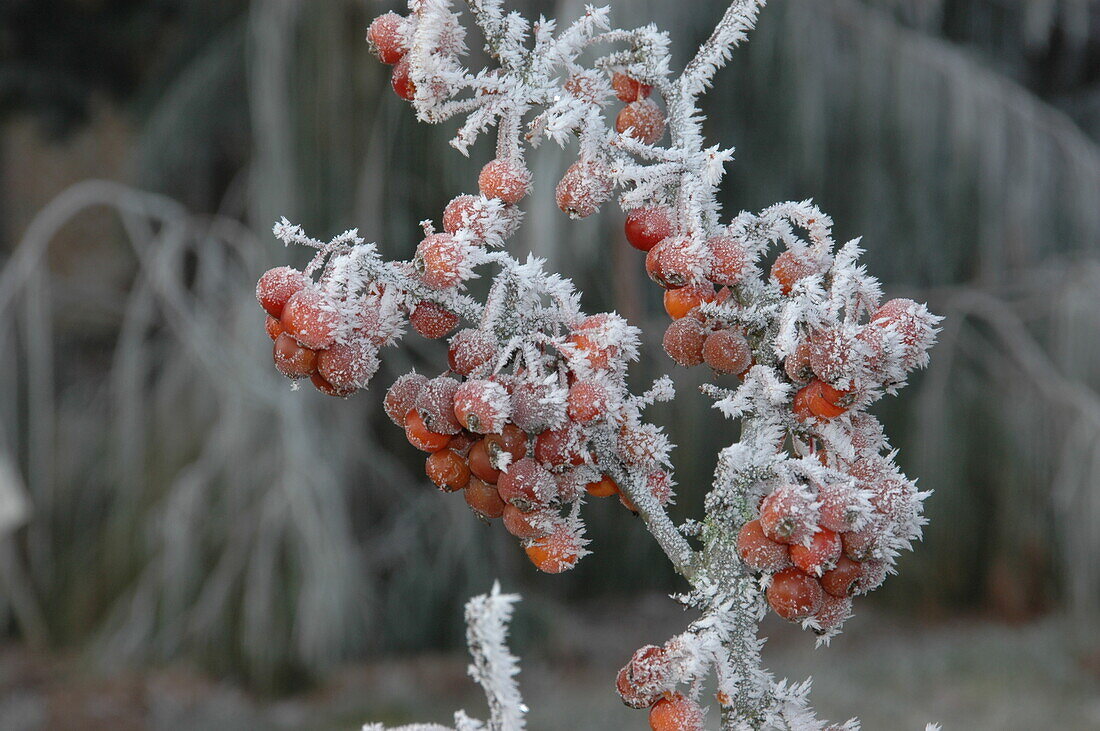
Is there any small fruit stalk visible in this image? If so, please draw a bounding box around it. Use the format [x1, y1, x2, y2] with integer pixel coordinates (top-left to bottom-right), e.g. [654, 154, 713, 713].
[260, 1, 943, 729]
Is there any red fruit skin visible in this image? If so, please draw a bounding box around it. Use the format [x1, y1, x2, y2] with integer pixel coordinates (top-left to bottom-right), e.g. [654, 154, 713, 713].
[789, 527, 842, 576]
[465, 477, 505, 519]
[616, 666, 659, 709]
[414, 233, 465, 289]
[663, 318, 707, 367]
[409, 301, 459, 339]
[649, 693, 705, 731]
[611, 71, 652, 102]
[317, 340, 379, 391]
[625, 207, 672, 252]
[707, 233, 748, 286]
[736, 519, 790, 572]
[759, 486, 816, 545]
[664, 283, 715, 320]
[703, 329, 752, 375]
[535, 425, 587, 469]
[273, 333, 318, 379]
[265, 315, 285, 341]
[479, 158, 531, 205]
[645, 236, 704, 289]
[566, 380, 608, 424]
[310, 371, 354, 398]
[281, 288, 342, 350]
[497, 457, 554, 510]
[555, 159, 613, 219]
[615, 99, 666, 145]
[448, 329, 497, 376]
[384, 373, 428, 427]
[772, 249, 820, 295]
[257, 266, 309, 318]
[814, 594, 852, 632]
[524, 523, 581, 574]
[766, 567, 825, 621]
[404, 409, 452, 452]
[425, 449, 471, 491]
[468, 438, 502, 484]
[585, 475, 618, 498]
[502, 503, 551, 539]
[368, 12, 406, 64]
[821, 556, 863, 597]
[391, 56, 416, 100]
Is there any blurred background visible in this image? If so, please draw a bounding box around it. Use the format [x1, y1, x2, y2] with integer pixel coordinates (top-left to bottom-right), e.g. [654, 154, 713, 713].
[0, 0, 1099, 728]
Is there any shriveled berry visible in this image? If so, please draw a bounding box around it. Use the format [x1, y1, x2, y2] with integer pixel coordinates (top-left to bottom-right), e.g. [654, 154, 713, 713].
[649, 693, 704, 731]
[384, 372, 428, 427]
[766, 567, 825, 621]
[611, 72, 651, 102]
[479, 158, 531, 205]
[525, 521, 584, 574]
[409, 301, 459, 339]
[616, 666, 658, 709]
[502, 504, 552, 539]
[707, 233, 748, 286]
[465, 477, 505, 519]
[820, 555, 863, 597]
[567, 380, 609, 424]
[625, 207, 672, 252]
[555, 158, 613, 219]
[425, 449, 471, 491]
[448, 328, 497, 376]
[282, 288, 342, 350]
[404, 408, 452, 452]
[703, 329, 752, 375]
[317, 340, 380, 391]
[257, 266, 309, 318]
[273, 333, 318, 379]
[664, 282, 716, 320]
[736, 519, 790, 572]
[616, 99, 665, 145]
[663, 318, 707, 367]
[789, 527, 842, 576]
[368, 12, 406, 64]
[454, 379, 512, 433]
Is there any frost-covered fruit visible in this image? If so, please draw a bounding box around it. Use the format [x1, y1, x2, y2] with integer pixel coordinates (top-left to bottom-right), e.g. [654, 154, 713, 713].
[511, 381, 563, 434]
[454, 379, 511, 433]
[497, 457, 554, 510]
[869, 297, 937, 368]
[771, 248, 820, 295]
[793, 380, 850, 420]
[789, 527, 842, 576]
[855, 558, 888, 595]
[465, 477, 505, 520]
[448, 431, 477, 457]
[624, 207, 672, 252]
[281, 288, 342, 350]
[703, 329, 752, 376]
[391, 56, 416, 100]
[817, 483, 864, 533]
[535, 425, 587, 469]
[615, 99, 666, 145]
[706, 233, 748, 286]
[310, 371, 354, 398]
[618, 469, 674, 512]
[648, 693, 705, 731]
[646, 236, 705, 289]
[664, 282, 715, 320]
[759, 485, 817, 544]
[468, 438, 502, 484]
[618, 423, 665, 468]
[404, 408, 452, 452]
[317, 341, 380, 391]
[443, 195, 480, 235]
[567, 314, 621, 370]
[567, 380, 609, 424]
[611, 72, 652, 102]
[525, 521, 582, 573]
[624, 645, 671, 698]
[616, 666, 659, 709]
[414, 233, 466, 289]
[257, 266, 309, 318]
[425, 448, 471, 492]
[766, 567, 825, 621]
[663, 317, 707, 367]
[814, 595, 852, 632]
[585, 474, 618, 498]
[842, 523, 882, 562]
[448, 329, 497, 376]
[554, 470, 584, 504]
[469, 425, 527, 482]
[809, 327, 854, 383]
[384, 372, 428, 426]
[265, 315, 285, 341]
[367, 12, 406, 64]
[479, 158, 531, 205]
[784, 339, 814, 383]
[416, 376, 462, 435]
[409, 301, 459, 339]
[736, 519, 790, 572]
[273, 333, 318, 379]
[555, 158, 613, 219]
[820, 555, 863, 598]
[502, 503, 552, 539]
[563, 72, 602, 103]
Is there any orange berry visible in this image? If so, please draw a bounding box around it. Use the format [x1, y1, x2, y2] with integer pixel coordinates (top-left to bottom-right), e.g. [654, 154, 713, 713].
[664, 282, 716, 320]
[662, 318, 707, 367]
[567, 380, 609, 424]
[706, 233, 747, 286]
[384, 372, 428, 427]
[502, 503, 552, 539]
[646, 236, 705, 289]
[820, 555, 863, 598]
[479, 158, 531, 204]
[425, 449, 471, 491]
[625, 207, 672, 252]
[586, 474, 618, 497]
[265, 315, 285, 341]
[281, 288, 342, 350]
[256, 266, 309, 318]
[368, 12, 406, 64]
[468, 438, 502, 484]
[759, 485, 817, 544]
[703, 329, 752, 376]
[616, 666, 659, 709]
[566, 314, 620, 371]
[311, 371, 354, 397]
[317, 340, 379, 391]
[414, 233, 466, 289]
[771, 249, 820, 295]
[616, 99, 666, 145]
[454, 379, 512, 433]
[784, 339, 814, 383]
[736, 519, 790, 572]
[404, 408, 452, 453]
[555, 158, 613, 219]
[464, 477, 505, 519]
[448, 328, 497, 376]
[524, 522, 582, 573]
[649, 693, 704, 731]
[273, 333, 318, 379]
[497, 457, 555, 510]
[409, 301, 459, 339]
[766, 567, 825, 621]
[789, 527, 842, 576]
[611, 72, 651, 102]
[534, 425, 587, 469]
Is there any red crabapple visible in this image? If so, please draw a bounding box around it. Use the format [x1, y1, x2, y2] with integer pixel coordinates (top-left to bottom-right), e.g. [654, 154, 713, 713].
[855, 558, 888, 595]
[497, 457, 555, 510]
[448, 328, 497, 376]
[535, 424, 587, 469]
[616, 666, 659, 710]
[566, 314, 623, 371]
[385, 372, 428, 426]
[525, 521, 583, 574]
[766, 567, 825, 621]
[703, 329, 752, 375]
[425, 449, 471, 491]
[817, 483, 865, 533]
[281, 288, 342, 350]
[706, 233, 748, 286]
[820, 555, 863, 598]
[646, 236, 706, 289]
[771, 248, 821, 295]
[414, 233, 467, 289]
[265, 315, 285, 341]
[511, 381, 565, 434]
[814, 595, 852, 632]
[737, 519, 790, 572]
[317, 341, 380, 391]
[311, 371, 354, 398]
[789, 527, 842, 576]
[625, 644, 672, 696]
[809, 327, 855, 384]
[404, 408, 452, 452]
[273, 333, 318, 379]
[453, 379, 511, 433]
[585, 474, 618, 498]
[479, 158, 531, 205]
[468, 438, 502, 484]
[555, 158, 613, 219]
[663, 317, 707, 367]
[611, 72, 651, 102]
[649, 693, 704, 731]
[842, 521, 884, 562]
[465, 477, 505, 520]
[625, 207, 673, 252]
[615, 99, 666, 145]
[759, 485, 817, 544]
[367, 12, 406, 64]
[502, 504, 552, 539]
[784, 339, 814, 383]
[567, 380, 609, 424]
[257, 266, 309, 318]
[391, 56, 416, 100]
[416, 376, 462, 435]
[409, 301, 459, 339]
